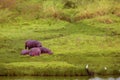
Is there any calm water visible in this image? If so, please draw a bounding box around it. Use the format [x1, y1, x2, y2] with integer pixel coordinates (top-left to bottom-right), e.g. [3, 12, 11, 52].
[0, 76, 120, 80]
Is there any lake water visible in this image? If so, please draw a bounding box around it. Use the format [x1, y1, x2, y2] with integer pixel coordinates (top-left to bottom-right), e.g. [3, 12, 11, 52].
[0, 76, 120, 80]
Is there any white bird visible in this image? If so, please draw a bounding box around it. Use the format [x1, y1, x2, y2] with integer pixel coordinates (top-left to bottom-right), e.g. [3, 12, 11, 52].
[104, 67, 107, 70]
[86, 64, 89, 69]
[85, 64, 94, 76]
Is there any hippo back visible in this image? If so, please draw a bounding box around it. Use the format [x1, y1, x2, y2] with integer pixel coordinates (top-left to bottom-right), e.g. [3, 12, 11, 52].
[25, 40, 42, 49]
[29, 47, 41, 56]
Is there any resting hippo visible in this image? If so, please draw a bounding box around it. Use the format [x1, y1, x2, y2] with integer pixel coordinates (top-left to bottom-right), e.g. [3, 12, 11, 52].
[25, 40, 42, 49]
[39, 47, 53, 54]
[29, 47, 41, 56]
[21, 50, 29, 55]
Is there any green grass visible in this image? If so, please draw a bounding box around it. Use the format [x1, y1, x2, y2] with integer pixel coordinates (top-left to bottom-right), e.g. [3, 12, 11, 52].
[0, 0, 119, 76]
[0, 14, 120, 76]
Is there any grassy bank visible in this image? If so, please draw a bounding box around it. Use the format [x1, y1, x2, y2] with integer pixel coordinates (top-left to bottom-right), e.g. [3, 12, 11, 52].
[0, 16, 120, 76]
[0, 61, 119, 76]
[0, 0, 120, 76]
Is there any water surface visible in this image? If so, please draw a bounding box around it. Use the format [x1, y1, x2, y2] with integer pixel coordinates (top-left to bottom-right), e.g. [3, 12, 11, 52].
[0, 76, 120, 80]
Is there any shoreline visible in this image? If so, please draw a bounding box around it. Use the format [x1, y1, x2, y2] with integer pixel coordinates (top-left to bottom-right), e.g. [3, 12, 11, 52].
[0, 62, 119, 76]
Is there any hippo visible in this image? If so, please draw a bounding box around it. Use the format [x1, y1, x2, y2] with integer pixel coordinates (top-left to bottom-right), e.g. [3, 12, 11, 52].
[25, 40, 42, 49]
[29, 47, 41, 56]
[21, 49, 29, 55]
[39, 47, 53, 55]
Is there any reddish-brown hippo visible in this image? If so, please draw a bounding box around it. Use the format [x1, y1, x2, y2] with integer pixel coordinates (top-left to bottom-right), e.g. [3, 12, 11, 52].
[21, 49, 29, 55]
[29, 47, 41, 56]
[25, 40, 42, 49]
[39, 47, 53, 55]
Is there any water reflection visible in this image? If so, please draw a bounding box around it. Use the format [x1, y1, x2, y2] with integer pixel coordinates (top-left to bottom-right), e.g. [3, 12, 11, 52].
[0, 76, 89, 80]
[89, 77, 120, 80]
[0, 76, 119, 80]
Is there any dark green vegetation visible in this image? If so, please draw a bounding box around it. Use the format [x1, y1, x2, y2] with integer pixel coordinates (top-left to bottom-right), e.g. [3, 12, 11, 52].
[0, 0, 120, 76]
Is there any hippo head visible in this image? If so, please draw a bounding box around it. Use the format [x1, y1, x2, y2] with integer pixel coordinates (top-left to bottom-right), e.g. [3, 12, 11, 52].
[39, 47, 53, 55]
[48, 51, 53, 55]
[21, 50, 29, 55]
